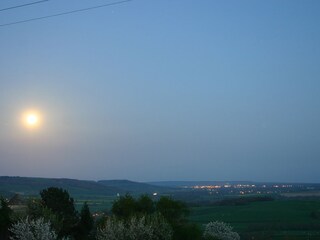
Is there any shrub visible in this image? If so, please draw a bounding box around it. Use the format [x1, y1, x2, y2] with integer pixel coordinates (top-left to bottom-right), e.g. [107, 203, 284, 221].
[203, 221, 240, 240]
[10, 217, 57, 240]
[97, 214, 172, 240]
[96, 217, 126, 240]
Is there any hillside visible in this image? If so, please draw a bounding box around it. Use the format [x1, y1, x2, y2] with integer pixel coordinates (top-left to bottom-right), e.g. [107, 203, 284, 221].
[0, 176, 172, 198]
[0, 176, 121, 197]
[98, 179, 173, 194]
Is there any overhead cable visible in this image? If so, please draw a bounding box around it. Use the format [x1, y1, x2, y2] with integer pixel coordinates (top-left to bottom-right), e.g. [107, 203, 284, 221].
[0, 0, 49, 12]
[0, 0, 132, 27]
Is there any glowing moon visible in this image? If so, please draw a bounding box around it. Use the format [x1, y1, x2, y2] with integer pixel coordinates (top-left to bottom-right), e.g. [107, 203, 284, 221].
[26, 114, 38, 125]
[22, 110, 42, 129]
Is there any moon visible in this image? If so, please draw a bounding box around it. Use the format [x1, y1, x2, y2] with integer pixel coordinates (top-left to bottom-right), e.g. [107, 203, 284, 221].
[22, 110, 42, 129]
[26, 114, 38, 125]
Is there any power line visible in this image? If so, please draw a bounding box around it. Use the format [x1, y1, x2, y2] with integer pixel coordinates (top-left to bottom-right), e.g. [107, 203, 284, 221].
[0, 0, 132, 27]
[0, 0, 49, 12]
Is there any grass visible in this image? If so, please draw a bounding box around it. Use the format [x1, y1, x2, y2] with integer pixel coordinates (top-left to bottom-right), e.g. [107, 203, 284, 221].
[189, 200, 320, 239]
[75, 195, 116, 212]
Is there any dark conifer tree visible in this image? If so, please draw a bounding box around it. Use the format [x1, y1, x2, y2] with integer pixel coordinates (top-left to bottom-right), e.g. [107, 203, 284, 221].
[40, 187, 78, 238]
[0, 197, 12, 240]
[75, 202, 94, 240]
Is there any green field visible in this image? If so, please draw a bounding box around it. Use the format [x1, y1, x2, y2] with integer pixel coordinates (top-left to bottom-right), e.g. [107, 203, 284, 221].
[189, 200, 320, 239]
[75, 195, 116, 213]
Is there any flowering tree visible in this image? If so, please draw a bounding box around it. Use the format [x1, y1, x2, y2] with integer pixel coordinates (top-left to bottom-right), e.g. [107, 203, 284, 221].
[10, 217, 57, 240]
[96, 217, 126, 240]
[147, 213, 172, 240]
[97, 214, 172, 240]
[203, 221, 240, 240]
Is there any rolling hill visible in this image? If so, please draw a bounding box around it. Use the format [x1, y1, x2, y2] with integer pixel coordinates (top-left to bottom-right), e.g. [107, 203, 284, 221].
[98, 179, 172, 194]
[0, 176, 172, 198]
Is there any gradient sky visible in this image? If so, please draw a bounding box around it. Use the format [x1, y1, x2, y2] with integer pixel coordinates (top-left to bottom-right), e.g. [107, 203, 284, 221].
[1, 0, 320, 182]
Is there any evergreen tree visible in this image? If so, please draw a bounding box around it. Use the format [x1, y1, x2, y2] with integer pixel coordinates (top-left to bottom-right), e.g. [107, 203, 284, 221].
[156, 197, 189, 225]
[0, 197, 12, 240]
[111, 194, 137, 219]
[137, 195, 155, 214]
[40, 187, 76, 217]
[40, 187, 78, 238]
[75, 202, 94, 240]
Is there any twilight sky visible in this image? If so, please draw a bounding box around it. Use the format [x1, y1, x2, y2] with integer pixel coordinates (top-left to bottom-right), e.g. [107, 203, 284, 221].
[0, 0, 320, 182]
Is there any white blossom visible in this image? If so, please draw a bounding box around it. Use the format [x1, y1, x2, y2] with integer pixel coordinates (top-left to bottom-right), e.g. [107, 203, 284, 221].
[203, 221, 240, 240]
[10, 217, 57, 240]
[97, 217, 126, 240]
[97, 214, 172, 240]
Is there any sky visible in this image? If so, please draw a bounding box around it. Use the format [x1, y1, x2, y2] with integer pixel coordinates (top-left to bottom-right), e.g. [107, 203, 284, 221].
[0, 0, 320, 183]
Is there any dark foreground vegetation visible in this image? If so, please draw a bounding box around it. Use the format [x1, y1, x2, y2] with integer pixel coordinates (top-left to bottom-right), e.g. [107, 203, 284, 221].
[0, 187, 239, 240]
[1, 184, 320, 239]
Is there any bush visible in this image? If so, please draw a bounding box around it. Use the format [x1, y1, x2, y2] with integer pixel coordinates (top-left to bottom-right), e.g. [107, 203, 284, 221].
[111, 194, 137, 219]
[10, 217, 57, 240]
[97, 214, 172, 240]
[172, 223, 202, 240]
[203, 221, 240, 240]
[96, 217, 126, 240]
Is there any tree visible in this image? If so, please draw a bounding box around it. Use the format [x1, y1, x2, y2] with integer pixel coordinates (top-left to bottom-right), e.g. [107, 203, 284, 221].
[40, 188, 78, 238]
[111, 194, 137, 219]
[40, 188, 76, 217]
[145, 213, 172, 240]
[75, 202, 94, 240]
[203, 221, 240, 240]
[96, 217, 126, 240]
[27, 199, 63, 235]
[156, 197, 189, 225]
[0, 197, 12, 240]
[97, 214, 172, 240]
[137, 195, 155, 214]
[156, 197, 203, 240]
[10, 218, 57, 240]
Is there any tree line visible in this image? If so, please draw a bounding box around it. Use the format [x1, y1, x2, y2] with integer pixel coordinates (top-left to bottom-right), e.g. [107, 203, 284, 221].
[0, 187, 239, 240]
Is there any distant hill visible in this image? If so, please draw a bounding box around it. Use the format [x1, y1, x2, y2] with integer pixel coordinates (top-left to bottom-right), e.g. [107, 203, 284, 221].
[0, 176, 121, 197]
[0, 176, 172, 198]
[98, 179, 173, 194]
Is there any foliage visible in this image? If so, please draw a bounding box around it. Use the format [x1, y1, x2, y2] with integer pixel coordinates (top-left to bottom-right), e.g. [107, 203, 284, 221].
[40, 187, 78, 238]
[111, 194, 196, 239]
[137, 195, 155, 214]
[203, 221, 240, 240]
[27, 199, 63, 234]
[156, 196, 189, 225]
[10, 217, 57, 240]
[96, 217, 126, 240]
[143, 213, 173, 240]
[97, 214, 172, 240]
[0, 197, 13, 239]
[111, 194, 137, 219]
[75, 202, 94, 240]
[172, 223, 202, 240]
[40, 188, 76, 217]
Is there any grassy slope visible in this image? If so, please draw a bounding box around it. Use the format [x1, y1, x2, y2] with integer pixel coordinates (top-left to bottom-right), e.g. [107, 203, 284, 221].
[190, 200, 320, 239]
[98, 180, 172, 194]
[0, 176, 121, 197]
